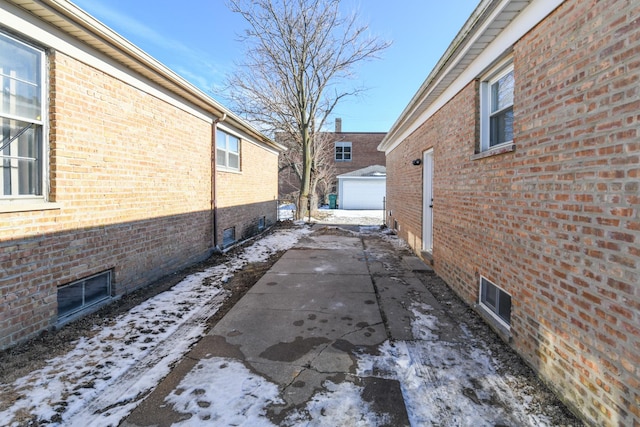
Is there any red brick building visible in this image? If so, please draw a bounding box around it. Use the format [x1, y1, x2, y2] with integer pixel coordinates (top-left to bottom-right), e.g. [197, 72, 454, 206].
[279, 118, 386, 205]
[379, 0, 639, 425]
[0, 0, 283, 349]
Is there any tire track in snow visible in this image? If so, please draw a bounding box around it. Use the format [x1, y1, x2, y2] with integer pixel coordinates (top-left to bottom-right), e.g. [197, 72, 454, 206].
[64, 293, 227, 426]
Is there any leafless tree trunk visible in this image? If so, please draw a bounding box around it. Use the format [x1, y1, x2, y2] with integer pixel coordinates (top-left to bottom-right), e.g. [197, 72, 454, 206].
[225, 0, 389, 219]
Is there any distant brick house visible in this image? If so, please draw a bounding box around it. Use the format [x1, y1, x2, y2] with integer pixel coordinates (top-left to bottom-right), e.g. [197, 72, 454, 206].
[0, 0, 283, 349]
[279, 118, 386, 206]
[379, 0, 639, 425]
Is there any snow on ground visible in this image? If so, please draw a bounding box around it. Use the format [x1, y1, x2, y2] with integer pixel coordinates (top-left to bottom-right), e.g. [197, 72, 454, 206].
[278, 203, 296, 221]
[133, 300, 556, 426]
[0, 225, 311, 427]
[283, 381, 392, 427]
[313, 208, 385, 226]
[1, 223, 560, 427]
[357, 303, 555, 427]
[166, 357, 283, 427]
[167, 358, 390, 427]
[278, 204, 385, 226]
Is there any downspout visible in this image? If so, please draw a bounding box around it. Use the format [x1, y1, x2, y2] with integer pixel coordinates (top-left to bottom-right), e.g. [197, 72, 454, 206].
[212, 113, 227, 251]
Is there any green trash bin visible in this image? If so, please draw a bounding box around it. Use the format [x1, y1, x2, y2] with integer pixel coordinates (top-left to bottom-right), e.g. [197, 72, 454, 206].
[328, 194, 337, 209]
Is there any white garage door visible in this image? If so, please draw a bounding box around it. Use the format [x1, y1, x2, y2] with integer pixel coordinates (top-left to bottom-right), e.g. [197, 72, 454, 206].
[340, 179, 385, 209]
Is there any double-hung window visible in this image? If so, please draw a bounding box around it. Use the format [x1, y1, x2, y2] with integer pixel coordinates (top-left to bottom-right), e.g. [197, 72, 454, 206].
[216, 129, 240, 171]
[335, 141, 351, 161]
[480, 62, 514, 151]
[0, 32, 45, 200]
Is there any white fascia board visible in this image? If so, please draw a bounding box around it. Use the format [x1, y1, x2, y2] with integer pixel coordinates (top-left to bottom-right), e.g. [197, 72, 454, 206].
[0, 2, 214, 123]
[217, 123, 281, 156]
[337, 175, 386, 180]
[383, 0, 564, 155]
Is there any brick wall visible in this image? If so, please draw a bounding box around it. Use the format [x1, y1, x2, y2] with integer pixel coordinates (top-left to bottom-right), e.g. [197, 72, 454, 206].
[385, 0, 639, 425]
[278, 131, 386, 200]
[331, 132, 387, 177]
[215, 135, 279, 246]
[0, 51, 214, 349]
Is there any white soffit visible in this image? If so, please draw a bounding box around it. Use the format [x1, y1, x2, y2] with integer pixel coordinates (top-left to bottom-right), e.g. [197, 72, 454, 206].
[3, 0, 281, 150]
[379, 0, 565, 154]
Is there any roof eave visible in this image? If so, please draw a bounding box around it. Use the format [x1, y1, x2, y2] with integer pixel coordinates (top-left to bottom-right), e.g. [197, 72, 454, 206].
[378, 0, 530, 153]
[8, 0, 283, 151]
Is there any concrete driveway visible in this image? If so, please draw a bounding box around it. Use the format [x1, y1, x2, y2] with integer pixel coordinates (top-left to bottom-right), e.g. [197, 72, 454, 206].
[121, 225, 581, 426]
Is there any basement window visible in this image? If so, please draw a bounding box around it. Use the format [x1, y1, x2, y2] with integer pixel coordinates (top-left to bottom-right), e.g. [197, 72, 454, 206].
[223, 226, 236, 248]
[258, 216, 266, 231]
[58, 271, 112, 321]
[479, 277, 511, 328]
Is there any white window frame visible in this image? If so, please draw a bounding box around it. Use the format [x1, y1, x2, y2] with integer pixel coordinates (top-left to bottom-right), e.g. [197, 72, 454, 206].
[216, 128, 240, 171]
[479, 59, 514, 152]
[479, 276, 512, 329]
[335, 141, 352, 162]
[0, 31, 47, 203]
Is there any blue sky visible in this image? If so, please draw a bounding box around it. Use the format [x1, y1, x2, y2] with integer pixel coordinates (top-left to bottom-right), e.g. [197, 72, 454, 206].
[72, 0, 479, 133]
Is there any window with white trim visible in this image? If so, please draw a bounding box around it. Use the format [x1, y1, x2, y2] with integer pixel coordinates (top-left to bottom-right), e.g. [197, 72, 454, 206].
[479, 277, 512, 328]
[216, 129, 240, 170]
[335, 141, 351, 161]
[0, 32, 45, 200]
[480, 62, 514, 151]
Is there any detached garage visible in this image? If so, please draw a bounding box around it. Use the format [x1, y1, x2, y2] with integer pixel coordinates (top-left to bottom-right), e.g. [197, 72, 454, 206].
[337, 165, 386, 210]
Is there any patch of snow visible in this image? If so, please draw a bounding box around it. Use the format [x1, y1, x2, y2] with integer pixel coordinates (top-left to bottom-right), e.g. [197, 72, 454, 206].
[311, 209, 384, 226]
[0, 225, 311, 427]
[166, 362, 392, 427]
[357, 303, 554, 427]
[278, 204, 296, 221]
[166, 357, 282, 426]
[284, 381, 391, 427]
[410, 304, 439, 341]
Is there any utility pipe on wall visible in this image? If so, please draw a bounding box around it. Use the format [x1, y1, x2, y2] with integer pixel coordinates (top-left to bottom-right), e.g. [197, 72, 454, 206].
[211, 113, 227, 250]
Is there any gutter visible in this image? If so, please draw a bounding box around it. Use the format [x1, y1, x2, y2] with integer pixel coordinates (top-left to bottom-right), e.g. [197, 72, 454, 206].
[212, 113, 227, 251]
[378, 0, 498, 153]
[11, 0, 283, 151]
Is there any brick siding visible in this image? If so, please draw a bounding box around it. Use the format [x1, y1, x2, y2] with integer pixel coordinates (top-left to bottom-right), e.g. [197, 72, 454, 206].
[331, 132, 387, 177]
[1, 43, 280, 349]
[278, 131, 386, 199]
[0, 51, 215, 349]
[385, 0, 640, 425]
[216, 137, 279, 246]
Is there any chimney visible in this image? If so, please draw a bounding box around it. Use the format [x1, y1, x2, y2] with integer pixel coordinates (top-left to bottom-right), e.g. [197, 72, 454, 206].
[335, 118, 342, 133]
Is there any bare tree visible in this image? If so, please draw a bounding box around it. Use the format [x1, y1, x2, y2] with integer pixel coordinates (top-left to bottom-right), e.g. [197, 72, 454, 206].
[225, 0, 389, 219]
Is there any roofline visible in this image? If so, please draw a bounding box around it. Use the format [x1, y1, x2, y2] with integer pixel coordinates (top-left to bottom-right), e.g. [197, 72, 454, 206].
[378, 0, 563, 153]
[337, 175, 386, 179]
[336, 165, 386, 178]
[7, 0, 285, 152]
[330, 132, 388, 135]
